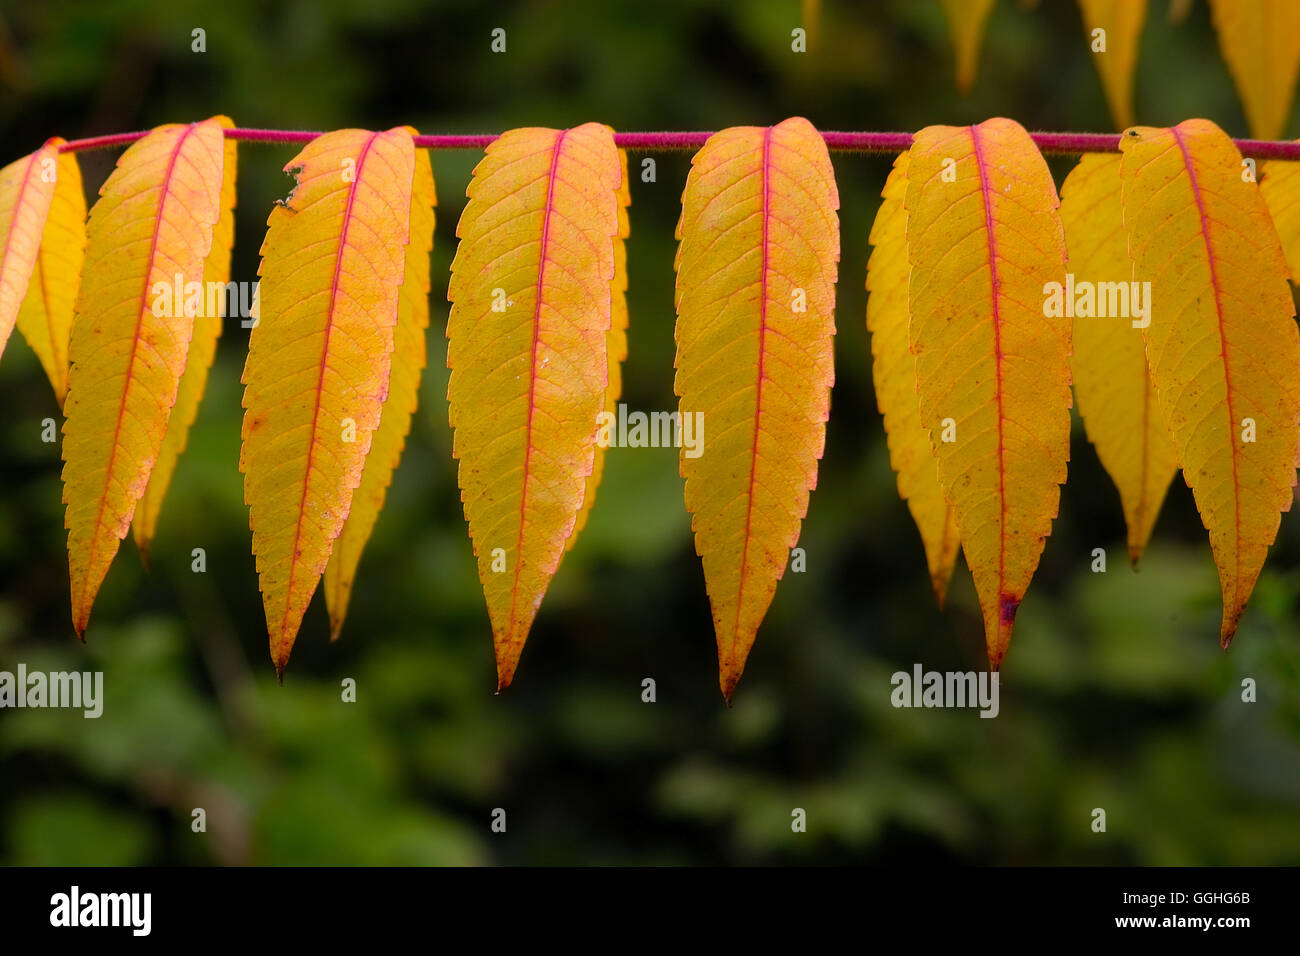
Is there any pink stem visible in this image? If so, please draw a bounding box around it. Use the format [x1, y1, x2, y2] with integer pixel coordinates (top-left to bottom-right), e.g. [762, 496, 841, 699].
[53, 126, 1300, 160]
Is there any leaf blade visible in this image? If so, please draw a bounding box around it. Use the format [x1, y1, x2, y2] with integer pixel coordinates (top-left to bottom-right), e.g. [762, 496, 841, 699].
[0, 141, 60, 363]
[241, 127, 416, 674]
[447, 123, 623, 690]
[939, 0, 996, 93]
[674, 117, 840, 700]
[866, 150, 959, 605]
[1209, 0, 1300, 140]
[132, 122, 237, 561]
[62, 118, 229, 636]
[1060, 152, 1177, 564]
[13, 144, 86, 406]
[323, 136, 437, 641]
[1119, 119, 1300, 644]
[1260, 146, 1300, 284]
[1078, 0, 1147, 129]
[905, 118, 1071, 669]
[568, 148, 630, 551]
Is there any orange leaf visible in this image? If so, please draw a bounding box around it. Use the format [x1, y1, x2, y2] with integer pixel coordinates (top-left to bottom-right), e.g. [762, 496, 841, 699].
[62, 118, 230, 636]
[447, 123, 624, 691]
[12, 144, 86, 406]
[132, 128, 237, 561]
[0, 140, 60, 364]
[1208, 0, 1300, 140]
[1078, 0, 1147, 129]
[1119, 119, 1300, 644]
[323, 137, 436, 641]
[241, 128, 416, 675]
[905, 118, 1070, 669]
[866, 150, 959, 605]
[939, 0, 996, 93]
[1060, 152, 1176, 564]
[675, 117, 840, 700]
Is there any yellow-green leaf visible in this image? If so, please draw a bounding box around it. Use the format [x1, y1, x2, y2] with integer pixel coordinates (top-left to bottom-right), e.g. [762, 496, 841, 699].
[62, 118, 229, 636]
[1078, 0, 1147, 129]
[905, 118, 1070, 669]
[866, 150, 959, 605]
[675, 117, 840, 700]
[1060, 152, 1177, 564]
[241, 127, 416, 675]
[1208, 0, 1300, 140]
[1119, 119, 1300, 644]
[447, 123, 624, 691]
[323, 137, 436, 641]
[940, 0, 996, 93]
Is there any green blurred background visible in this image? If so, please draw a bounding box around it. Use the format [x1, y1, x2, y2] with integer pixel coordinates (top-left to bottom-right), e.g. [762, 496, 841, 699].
[1, 0, 1298, 866]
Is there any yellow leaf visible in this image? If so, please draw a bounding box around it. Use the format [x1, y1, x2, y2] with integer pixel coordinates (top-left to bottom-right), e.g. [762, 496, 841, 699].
[323, 137, 436, 641]
[940, 0, 996, 93]
[905, 118, 1070, 669]
[447, 123, 623, 691]
[13, 144, 86, 406]
[1260, 147, 1300, 284]
[62, 118, 230, 637]
[1078, 0, 1147, 129]
[132, 124, 237, 561]
[1060, 152, 1176, 564]
[1208, 0, 1300, 139]
[0, 140, 60, 363]
[568, 148, 630, 551]
[1119, 119, 1300, 644]
[866, 150, 959, 606]
[241, 128, 416, 675]
[675, 117, 840, 700]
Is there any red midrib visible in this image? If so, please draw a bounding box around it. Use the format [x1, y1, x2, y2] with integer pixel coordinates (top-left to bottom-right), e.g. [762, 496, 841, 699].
[969, 124, 1009, 627]
[1171, 124, 1241, 608]
[277, 130, 380, 651]
[77, 124, 197, 629]
[731, 126, 774, 648]
[508, 129, 568, 636]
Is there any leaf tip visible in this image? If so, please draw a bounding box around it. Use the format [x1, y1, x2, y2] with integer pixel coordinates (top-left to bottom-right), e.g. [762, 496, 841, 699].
[718, 663, 743, 703]
[494, 645, 519, 693]
[931, 574, 950, 611]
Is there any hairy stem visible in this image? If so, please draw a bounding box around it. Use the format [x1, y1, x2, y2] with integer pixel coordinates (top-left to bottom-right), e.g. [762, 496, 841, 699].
[51, 127, 1300, 160]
